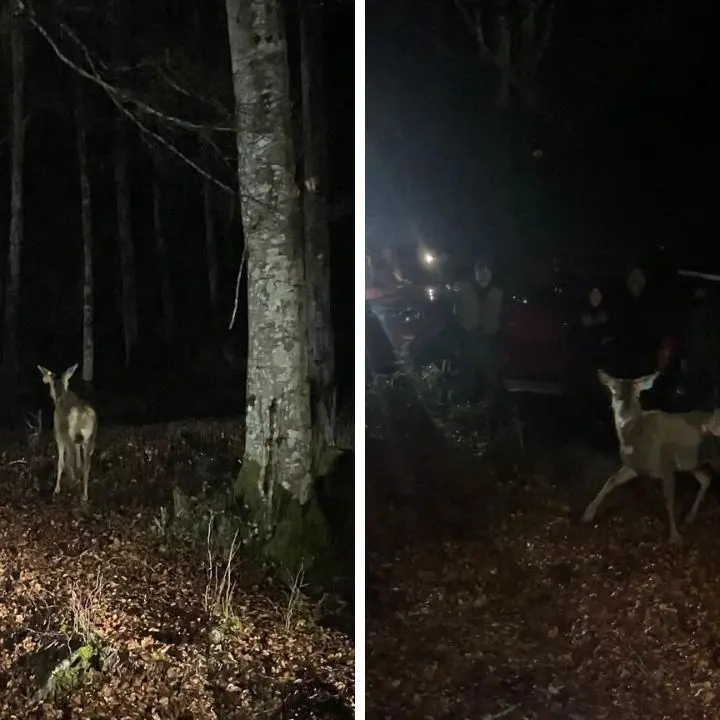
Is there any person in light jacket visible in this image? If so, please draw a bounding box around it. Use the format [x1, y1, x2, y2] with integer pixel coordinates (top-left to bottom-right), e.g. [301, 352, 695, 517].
[453, 260, 504, 402]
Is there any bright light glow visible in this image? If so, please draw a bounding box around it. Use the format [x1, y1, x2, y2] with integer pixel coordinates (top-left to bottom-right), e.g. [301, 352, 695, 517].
[423, 252, 436, 266]
[426, 286, 436, 301]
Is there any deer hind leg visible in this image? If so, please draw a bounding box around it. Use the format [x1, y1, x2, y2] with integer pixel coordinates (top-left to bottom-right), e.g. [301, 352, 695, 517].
[685, 468, 712, 526]
[81, 435, 96, 504]
[54, 437, 67, 495]
[582, 465, 638, 523]
[661, 474, 682, 544]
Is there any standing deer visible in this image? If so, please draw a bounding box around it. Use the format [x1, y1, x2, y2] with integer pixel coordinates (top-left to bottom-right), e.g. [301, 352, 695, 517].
[38, 364, 98, 503]
[582, 369, 714, 543]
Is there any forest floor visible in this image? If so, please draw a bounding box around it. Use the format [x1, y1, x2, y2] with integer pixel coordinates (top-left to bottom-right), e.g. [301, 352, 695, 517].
[0, 419, 354, 719]
[366, 383, 720, 720]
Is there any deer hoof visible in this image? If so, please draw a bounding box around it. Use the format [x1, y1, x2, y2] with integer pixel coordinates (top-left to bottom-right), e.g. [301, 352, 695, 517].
[53, 487, 61, 495]
[581, 509, 595, 523]
[669, 532, 683, 545]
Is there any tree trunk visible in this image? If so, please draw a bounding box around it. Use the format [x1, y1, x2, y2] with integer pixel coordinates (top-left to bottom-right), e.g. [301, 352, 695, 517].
[225, 0, 312, 507]
[300, 0, 335, 447]
[3, 0, 26, 377]
[75, 82, 95, 386]
[203, 150, 220, 313]
[114, 114, 138, 367]
[152, 157, 174, 343]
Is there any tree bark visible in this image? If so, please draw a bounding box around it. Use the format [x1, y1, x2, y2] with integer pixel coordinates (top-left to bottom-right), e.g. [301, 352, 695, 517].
[3, 0, 26, 377]
[225, 0, 312, 506]
[203, 149, 220, 313]
[114, 113, 138, 367]
[152, 156, 174, 343]
[75, 82, 95, 385]
[300, 0, 335, 446]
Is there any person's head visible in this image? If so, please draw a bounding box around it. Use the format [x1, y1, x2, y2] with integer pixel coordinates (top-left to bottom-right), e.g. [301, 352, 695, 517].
[626, 267, 646, 297]
[474, 261, 493, 287]
[588, 287, 603, 308]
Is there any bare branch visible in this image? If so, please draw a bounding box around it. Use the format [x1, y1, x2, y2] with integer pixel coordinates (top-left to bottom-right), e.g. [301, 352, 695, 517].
[27, 11, 240, 198]
[54, 15, 235, 134]
[228, 246, 247, 331]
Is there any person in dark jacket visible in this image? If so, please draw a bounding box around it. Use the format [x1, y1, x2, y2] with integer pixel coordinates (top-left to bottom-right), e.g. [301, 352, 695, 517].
[611, 267, 664, 379]
[683, 285, 720, 410]
[576, 286, 613, 437]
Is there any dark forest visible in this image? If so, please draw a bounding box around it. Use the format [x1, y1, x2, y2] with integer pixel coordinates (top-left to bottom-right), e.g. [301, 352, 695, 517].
[0, 0, 355, 715]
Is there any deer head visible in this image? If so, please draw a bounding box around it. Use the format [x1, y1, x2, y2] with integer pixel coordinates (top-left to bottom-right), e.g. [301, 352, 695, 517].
[598, 370, 659, 429]
[38, 364, 79, 403]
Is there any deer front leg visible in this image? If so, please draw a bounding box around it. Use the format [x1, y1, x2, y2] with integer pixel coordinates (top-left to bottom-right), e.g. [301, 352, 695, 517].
[54, 440, 66, 495]
[662, 474, 681, 544]
[685, 468, 712, 526]
[582, 465, 637, 523]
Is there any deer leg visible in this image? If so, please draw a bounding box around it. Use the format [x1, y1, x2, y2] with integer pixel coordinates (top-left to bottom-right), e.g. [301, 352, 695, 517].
[582, 465, 637, 522]
[685, 468, 712, 526]
[662, 474, 681, 544]
[81, 441, 94, 504]
[54, 440, 66, 495]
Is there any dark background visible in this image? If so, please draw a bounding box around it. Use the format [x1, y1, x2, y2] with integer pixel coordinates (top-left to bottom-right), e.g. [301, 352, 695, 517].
[366, 0, 716, 276]
[0, 0, 353, 415]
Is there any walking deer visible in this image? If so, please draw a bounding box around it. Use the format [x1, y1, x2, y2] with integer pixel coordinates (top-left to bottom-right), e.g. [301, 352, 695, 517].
[38, 364, 98, 503]
[582, 370, 715, 543]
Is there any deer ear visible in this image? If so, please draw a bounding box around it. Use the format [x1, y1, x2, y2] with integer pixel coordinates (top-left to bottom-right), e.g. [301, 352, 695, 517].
[597, 369, 612, 387]
[37, 365, 52, 383]
[634, 372, 659, 393]
[62, 364, 79, 384]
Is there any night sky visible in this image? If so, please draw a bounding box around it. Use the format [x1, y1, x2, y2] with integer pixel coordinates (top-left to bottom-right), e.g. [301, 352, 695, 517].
[366, 0, 715, 275]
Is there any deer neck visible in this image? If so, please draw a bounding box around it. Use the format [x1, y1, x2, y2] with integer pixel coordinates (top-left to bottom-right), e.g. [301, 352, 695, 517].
[611, 401, 646, 454]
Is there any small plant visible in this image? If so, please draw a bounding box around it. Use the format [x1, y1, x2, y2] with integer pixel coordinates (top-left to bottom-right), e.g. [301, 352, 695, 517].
[151, 505, 170, 536]
[68, 572, 104, 646]
[203, 514, 240, 623]
[24, 409, 43, 449]
[284, 564, 309, 631]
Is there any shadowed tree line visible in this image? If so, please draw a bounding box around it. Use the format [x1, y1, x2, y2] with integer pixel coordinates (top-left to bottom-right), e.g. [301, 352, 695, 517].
[0, 0, 354, 597]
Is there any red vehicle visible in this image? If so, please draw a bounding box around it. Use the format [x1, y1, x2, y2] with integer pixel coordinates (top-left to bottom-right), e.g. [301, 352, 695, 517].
[500, 274, 679, 397]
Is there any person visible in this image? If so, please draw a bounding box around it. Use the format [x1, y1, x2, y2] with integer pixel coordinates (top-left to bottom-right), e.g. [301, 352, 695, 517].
[683, 285, 720, 410]
[453, 259, 504, 403]
[580, 287, 611, 366]
[610, 267, 664, 379]
[575, 286, 613, 437]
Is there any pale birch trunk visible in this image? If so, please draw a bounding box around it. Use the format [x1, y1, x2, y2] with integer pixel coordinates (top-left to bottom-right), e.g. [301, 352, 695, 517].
[152, 157, 174, 343]
[114, 114, 138, 367]
[225, 0, 312, 507]
[300, 0, 336, 448]
[203, 162, 220, 313]
[75, 83, 94, 385]
[3, 0, 26, 377]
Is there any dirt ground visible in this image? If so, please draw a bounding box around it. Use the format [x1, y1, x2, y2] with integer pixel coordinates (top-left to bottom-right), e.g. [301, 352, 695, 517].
[0, 420, 354, 719]
[366, 386, 720, 719]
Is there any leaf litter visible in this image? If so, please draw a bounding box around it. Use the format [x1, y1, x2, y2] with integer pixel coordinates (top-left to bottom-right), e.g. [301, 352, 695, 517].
[367, 432, 720, 720]
[0, 420, 353, 718]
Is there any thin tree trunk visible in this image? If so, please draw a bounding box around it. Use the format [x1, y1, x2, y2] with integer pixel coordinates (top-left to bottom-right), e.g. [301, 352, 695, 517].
[152, 157, 174, 342]
[300, 0, 335, 446]
[3, 0, 26, 377]
[494, 9, 511, 107]
[225, 0, 312, 507]
[75, 83, 94, 385]
[203, 151, 220, 313]
[114, 114, 138, 367]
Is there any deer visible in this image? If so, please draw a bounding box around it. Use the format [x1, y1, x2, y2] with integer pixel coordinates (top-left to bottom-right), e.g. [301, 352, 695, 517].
[38, 364, 98, 503]
[582, 369, 716, 543]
